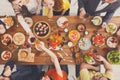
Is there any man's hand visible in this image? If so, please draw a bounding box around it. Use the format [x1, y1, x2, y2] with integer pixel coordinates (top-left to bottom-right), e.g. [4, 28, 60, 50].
[79, 8, 86, 18]
[94, 55, 105, 62]
[101, 22, 107, 28]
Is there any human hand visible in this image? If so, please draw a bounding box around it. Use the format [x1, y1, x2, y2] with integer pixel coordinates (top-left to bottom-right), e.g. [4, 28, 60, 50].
[79, 8, 86, 18]
[117, 29, 120, 37]
[101, 22, 107, 29]
[39, 41, 46, 50]
[94, 55, 105, 62]
[42, 76, 50, 80]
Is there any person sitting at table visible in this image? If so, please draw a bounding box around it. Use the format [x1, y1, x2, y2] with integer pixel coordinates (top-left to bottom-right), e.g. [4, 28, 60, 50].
[43, 0, 70, 17]
[0, 60, 44, 80]
[77, 55, 114, 80]
[39, 41, 68, 80]
[8, 0, 42, 36]
[77, 0, 120, 28]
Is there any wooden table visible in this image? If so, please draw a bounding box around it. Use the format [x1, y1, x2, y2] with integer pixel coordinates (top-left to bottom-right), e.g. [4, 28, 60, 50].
[0, 16, 120, 65]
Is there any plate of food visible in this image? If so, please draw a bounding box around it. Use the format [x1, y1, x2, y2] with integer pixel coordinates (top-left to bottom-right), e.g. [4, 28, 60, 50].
[18, 49, 28, 59]
[57, 17, 68, 28]
[106, 23, 117, 34]
[77, 23, 86, 32]
[107, 36, 118, 48]
[107, 50, 120, 64]
[1, 34, 12, 46]
[92, 34, 105, 47]
[78, 37, 91, 50]
[0, 20, 6, 34]
[68, 30, 80, 43]
[2, 16, 14, 29]
[1, 51, 12, 61]
[84, 54, 95, 64]
[91, 16, 102, 26]
[13, 32, 25, 45]
[33, 21, 51, 39]
[24, 17, 33, 28]
[48, 34, 63, 50]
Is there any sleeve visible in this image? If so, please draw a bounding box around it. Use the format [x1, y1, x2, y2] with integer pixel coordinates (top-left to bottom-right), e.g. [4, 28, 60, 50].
[77, 0, 87, 15]
[62, 0, 70, 11]
[102, 10, 116, 24]
[105, 71, 114, 80]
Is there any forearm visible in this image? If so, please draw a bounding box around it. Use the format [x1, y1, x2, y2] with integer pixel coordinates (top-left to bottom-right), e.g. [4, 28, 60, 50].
[61, 10, 66, 15]
[42, 48, 63, 77]
[36, 0, 42, 15]
[17, 15, 32, 34]
[47, 8, 53, 18]
[102, 59, 113, 72]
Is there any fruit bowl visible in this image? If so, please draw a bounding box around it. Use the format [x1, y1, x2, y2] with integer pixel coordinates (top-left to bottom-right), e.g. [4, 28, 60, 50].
[33, 21, 51, 39]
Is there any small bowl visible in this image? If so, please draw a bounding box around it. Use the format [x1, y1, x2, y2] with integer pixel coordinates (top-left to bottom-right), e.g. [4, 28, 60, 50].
[77, 23, 86, 32]
[91, 16, 102, 26]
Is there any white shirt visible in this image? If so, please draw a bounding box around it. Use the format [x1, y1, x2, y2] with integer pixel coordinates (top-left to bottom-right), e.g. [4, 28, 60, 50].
[96, 0, 109, 11]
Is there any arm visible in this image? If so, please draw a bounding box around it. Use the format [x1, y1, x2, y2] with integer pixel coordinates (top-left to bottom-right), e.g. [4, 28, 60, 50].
[77, 0, 87, 18]
[102, 10, 115, 24]
[61, 10, 67, 15]
[47, 8, 53, 18]
[95, 55, 113, 72]
[36, 0, 42, 15]
[17, 15, 32, 35]
[11, 3, 33, 35]
[39, 42, 63, 77]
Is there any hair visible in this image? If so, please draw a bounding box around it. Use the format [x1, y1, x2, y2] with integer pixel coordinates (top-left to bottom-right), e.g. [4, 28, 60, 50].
[53, 0, 63, 11]
[8, 0, 15, 3]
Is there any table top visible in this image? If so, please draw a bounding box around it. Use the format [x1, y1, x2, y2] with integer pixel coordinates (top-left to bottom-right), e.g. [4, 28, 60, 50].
[0, 16, 120, 65]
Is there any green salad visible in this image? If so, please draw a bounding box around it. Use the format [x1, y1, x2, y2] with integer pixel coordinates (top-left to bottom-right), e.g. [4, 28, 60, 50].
[84, 55, 95, 64]
[107, 50, 120, 64]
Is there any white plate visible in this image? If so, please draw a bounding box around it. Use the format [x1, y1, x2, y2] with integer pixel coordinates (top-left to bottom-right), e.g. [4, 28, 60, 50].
[106, 23, 117, 34]
[1, 51, 12, 61]
[57, 17, 68, 28]
[78, 37, 91, 50]
[13, 32, 25, 45]
[1, 34, 12, 46]
[107, 36, 118, 48]
[24, 17, 33, 28]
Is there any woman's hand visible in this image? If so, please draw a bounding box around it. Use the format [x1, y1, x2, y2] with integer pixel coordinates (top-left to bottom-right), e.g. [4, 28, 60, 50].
[94, 55, 105, 62]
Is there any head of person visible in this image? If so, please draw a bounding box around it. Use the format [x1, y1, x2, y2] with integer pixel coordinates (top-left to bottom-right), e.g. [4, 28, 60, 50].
[41, 76, 52, 80]
[43, 0, 63, 11]
[92, 75, 110, 80]
[8, 0, 25, 6]
[103, 0, 117, 3]
[43, 0, 54, 8]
